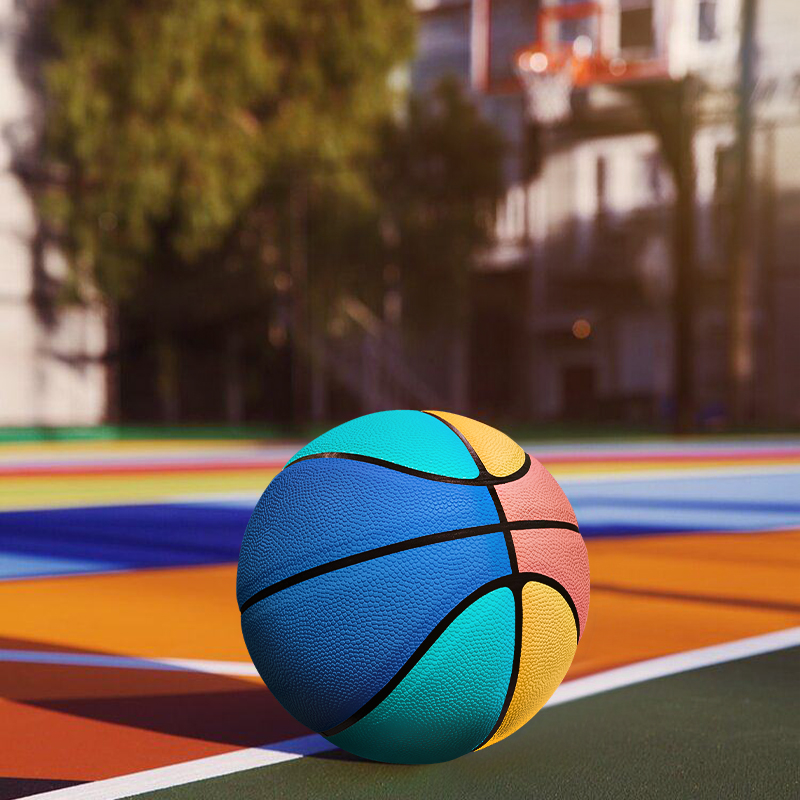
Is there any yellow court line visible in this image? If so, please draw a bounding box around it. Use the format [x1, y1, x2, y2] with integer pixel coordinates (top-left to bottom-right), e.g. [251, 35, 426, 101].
[0, 439, 272, 460]
[546, 457, 800, 475]
[0, 471, 277, 511]
[1, 457, 798, 511]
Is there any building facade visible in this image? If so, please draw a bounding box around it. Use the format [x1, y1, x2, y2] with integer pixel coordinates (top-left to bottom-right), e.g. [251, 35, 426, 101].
[413, 0, 800, 426]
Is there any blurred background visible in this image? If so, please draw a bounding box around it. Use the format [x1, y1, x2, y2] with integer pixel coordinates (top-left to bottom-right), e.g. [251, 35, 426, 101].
[0, 0, 798, 436]
[1, 4, 799, 797]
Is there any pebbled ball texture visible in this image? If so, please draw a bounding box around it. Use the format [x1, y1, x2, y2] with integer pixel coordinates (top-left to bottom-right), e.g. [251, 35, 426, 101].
[511, 528, 590, 636]
[242, 533, 511, 732]
[237, 410, 589, 764]
[236, 457, 499, 608]
[328, 587, 516, 763]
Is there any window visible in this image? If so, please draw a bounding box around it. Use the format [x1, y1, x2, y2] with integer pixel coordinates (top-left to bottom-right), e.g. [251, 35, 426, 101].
[698, 0, 719, 42]
[619, 1, 655, 53]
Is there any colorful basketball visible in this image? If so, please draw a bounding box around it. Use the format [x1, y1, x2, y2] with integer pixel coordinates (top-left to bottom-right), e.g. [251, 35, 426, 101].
[237, 410, 589, 764]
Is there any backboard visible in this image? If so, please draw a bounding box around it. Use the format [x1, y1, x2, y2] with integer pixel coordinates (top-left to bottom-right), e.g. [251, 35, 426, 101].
[472, 0, 741, 118]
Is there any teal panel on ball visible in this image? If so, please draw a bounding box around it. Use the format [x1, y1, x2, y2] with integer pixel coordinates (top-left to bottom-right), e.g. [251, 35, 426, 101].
[286, 410, 479, 479]
[327, 586, 515, 764]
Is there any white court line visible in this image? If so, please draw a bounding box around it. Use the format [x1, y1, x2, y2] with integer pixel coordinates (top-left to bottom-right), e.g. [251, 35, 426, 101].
[547, 625, 800, 707]
[555, 462, 800, 485]
[31, 626, 800, 800]
[164, 463, 800, 509]
[156, 657, 259, 676]
[0, 650, 258, 676]
[34, 734, 338, 800]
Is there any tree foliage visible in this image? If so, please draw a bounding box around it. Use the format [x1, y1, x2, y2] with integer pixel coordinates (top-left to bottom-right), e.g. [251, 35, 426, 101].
[43, 0, 414, 298]
[40, 1, 504, 421]
[374, 77, 504, 326]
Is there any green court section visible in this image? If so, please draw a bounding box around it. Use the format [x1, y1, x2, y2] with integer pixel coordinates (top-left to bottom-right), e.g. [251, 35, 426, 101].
[286, 410, 480, 479]
[0, 424, 285, 443]
[326, 586, 515, 764]
[139, 646, 800, 799]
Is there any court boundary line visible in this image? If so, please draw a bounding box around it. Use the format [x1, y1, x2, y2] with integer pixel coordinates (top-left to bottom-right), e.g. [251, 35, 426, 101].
[0, 650, 260, 676]
[30, 625, 800, 800]
[3, 462, 799, 515]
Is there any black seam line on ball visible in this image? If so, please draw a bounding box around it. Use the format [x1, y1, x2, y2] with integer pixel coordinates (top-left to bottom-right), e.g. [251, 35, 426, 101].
[421, 411, 489, 473]
[321, 572, 579, 739]
[487, 484, 518, 573]
[238, 520, 581, 614]
[475, 583, 524, 750]
[286, 451, 532, 487]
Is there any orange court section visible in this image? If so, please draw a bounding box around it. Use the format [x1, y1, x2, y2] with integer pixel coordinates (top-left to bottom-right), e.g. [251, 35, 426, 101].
[1, 528, 799, 781]
[0, 565, 249, 661]
[0, 530, 796, 669]
[573, 529, 800, 679]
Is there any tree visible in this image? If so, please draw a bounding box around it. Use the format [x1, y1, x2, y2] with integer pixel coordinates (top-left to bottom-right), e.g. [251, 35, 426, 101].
[40, 0, 414, 420]
[373, 77, 505, 410]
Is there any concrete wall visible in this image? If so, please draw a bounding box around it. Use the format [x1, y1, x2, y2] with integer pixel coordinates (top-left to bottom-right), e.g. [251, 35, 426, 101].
[0, 0, 106, 426]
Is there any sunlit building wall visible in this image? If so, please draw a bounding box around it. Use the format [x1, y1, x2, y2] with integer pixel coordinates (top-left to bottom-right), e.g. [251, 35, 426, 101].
[0, 0, 107, 426]
[413, 0, 800, 424]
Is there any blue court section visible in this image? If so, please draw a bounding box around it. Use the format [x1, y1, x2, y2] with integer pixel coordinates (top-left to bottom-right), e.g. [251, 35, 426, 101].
[241, 532, 512, 732]
[2, 467, 799, 581]
[0, 504, 250, 579]
[563, 469, 800, 537]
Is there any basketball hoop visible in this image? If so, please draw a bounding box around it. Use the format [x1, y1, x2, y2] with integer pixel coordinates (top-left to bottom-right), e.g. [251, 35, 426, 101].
[516, 49, 574, 125]
[513, 2, 607, 126]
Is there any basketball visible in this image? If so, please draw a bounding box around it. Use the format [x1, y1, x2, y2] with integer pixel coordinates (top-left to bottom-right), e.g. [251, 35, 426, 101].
[237, 410, 589, 764]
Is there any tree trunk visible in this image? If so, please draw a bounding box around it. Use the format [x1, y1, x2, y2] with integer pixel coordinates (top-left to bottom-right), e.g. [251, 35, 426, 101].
[156, 338, 180, 423]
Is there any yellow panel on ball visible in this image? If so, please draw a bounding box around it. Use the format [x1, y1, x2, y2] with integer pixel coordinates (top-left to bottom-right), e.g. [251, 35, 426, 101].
[479, 581, 577, 749]
[427, 411, 525, 477]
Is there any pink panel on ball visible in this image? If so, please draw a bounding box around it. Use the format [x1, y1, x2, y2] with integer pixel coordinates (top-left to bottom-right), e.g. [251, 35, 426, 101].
[511, 528, 590, 636]
[495, 457, 578, 527]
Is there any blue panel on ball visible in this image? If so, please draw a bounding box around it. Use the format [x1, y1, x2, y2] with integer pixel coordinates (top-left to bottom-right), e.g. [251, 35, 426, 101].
[236, 457, 501, 608]
[285, 410, 479, 479]
[240, 532, 512, 733]
[328, 587, 516, 763]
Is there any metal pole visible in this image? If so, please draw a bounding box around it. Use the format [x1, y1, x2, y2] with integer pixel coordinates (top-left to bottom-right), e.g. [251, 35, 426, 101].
[672, 77, 698, 434]
[630, 78, 698, 433]
[729, 0, 758, 426]
[289, 175, 309, 425]
[758, 122, 777, 422]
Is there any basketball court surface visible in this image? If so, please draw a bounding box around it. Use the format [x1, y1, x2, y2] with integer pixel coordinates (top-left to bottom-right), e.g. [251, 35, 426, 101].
[1, 433, 798, 798]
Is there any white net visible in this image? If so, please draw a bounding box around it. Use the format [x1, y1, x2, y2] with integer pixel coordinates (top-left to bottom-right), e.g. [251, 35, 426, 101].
[516, 54, 574, 125]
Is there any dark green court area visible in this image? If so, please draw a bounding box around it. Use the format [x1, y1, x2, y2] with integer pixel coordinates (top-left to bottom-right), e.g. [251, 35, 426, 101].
[139, 646, 800, 800]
